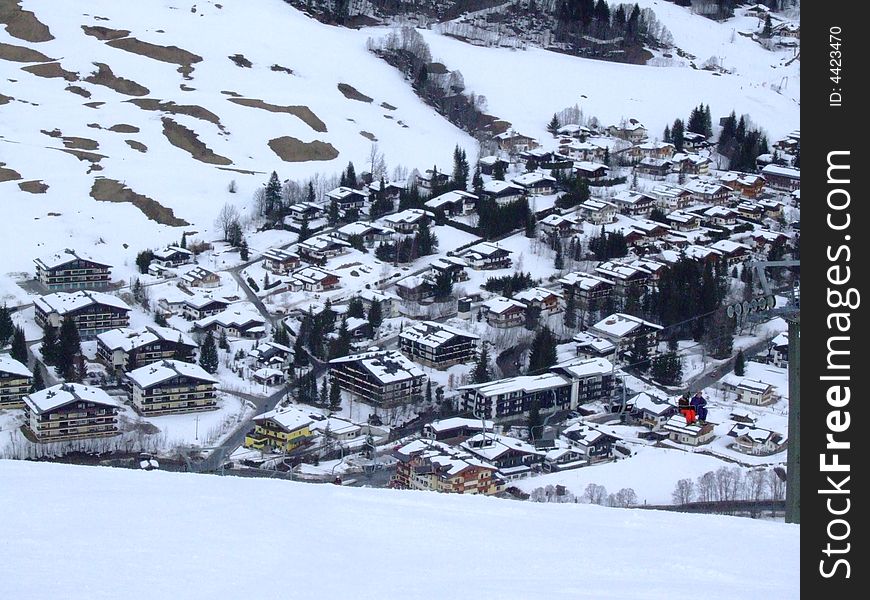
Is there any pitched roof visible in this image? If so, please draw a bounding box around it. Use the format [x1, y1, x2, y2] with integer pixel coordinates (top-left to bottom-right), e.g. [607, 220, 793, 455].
[126, 359, 219, 388]
[0, 354, 32, 378]
[25, 383, 121, 413]
[34, 248, 111, 270]
[34, 290, 130, 315]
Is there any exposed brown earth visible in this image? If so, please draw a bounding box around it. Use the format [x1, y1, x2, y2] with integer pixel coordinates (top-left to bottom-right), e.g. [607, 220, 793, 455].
[40, 128, 62, 138]
[80, 25, 130, 41]
[380, 102, 397, 110]
[0, 162, 21, 182]
[125, 139, 147, 153]
[62, 137, 99, 151]
[83, 102, 105, 109]
[226, 98, 327, 133]
[109, 124, 140, 133]
[0, 0, 54, 43]
[359, 131, 377, 141]
[54, 148, 107, 164]
[161, 117, 232, 166]
[18, 179, 48, 193]
[217, 166, 263, 175]
[21, 62, 78, 81]
[0, 41, 51, 62]
[270, 64, 293, 75]
[0, 92, 12, 104]
[221, 90, 242, 97]
[106, 37, 202, 80]
[228, 54, 252, 68]
[337, 83, 373, 103]
[65, 85, 91, 98]
[180, 84, 195, 91]
[268, 136, 339, 162]
[127, 98, 224, 130]
[90, 178, 190, 226]
[84, 63, 149, 96]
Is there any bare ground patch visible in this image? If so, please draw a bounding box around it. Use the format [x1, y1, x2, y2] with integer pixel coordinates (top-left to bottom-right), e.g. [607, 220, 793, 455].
[54, 147, 106, 165]
[0, 0, 54, 43]
[62, 136, 99, 151]
[90, 178, 189, 226]
[125, 139, 147, 153]
[21, 62, 78, 81]
[0, 41, 51, 62]
[268, 137, 338, 163]
[270, 64, 293, 75]
[109, 124, 139, 133]
[18, 179, 47, 193]
[180, 84, 195, 91]
[84, 62, 149, 96]
[227, 98, 326, 133]
[106, 37, 202, 79]
[65, 85, 91, 98]
[228, 54, 252, 68]
[359, 131, 377, 141]
[161, 117, 232, 166]
[0, 93, 13, 104]
[380, 102, 397, 110]
[127, 98, 224, 130]
[0, 162, 21, 182]
[217, 166, 263, 175]
[81, 25, 130, 41]
[40, 128, 62, 138]
[221, 90, 241, 97]
[83, 101, 105, 109]
[337, 83, 373, 103]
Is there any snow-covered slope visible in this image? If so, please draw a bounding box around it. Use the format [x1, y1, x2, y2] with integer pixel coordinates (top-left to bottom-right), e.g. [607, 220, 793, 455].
[0, 460, 799, 599]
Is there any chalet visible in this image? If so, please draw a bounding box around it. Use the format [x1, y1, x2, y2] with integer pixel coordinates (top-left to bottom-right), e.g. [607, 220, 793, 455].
[627, 393, 677, 430]
[550, 356, 615, 408]
[538, 213, 581, 239]
[768, 331, 789, 367]
[34, 249, 112, 292]
[182, 295, 229, 321]
[663, 414, 715, 446]
[709, 240, 751, 266]
[666, 210, 701, 231]
[682, 179, 732, 205]
[461, 433, 544, 480]
[291, 266, 341, 292]
[23, 383, 121, 442]
[611, 190, 656, 216]
[513, 287, 563, 316]
[391, 439, 502, 495]
[511, 172, 557, 196]
[555, 123, 587, 138]
[460, 242, 512, 270]
[494, 129, 539, 153]
[649, 184, 693, 210]
[355, 289, 400, 318]
[126, 360, 219, 416]
[194, 307, 266, 339]
[572, 331, 616, 360]
[559, 140, 606, 162]
[722, 376, 777, 406]
[297, 233, 351, 263]
[573, 161, 610, 182]
[458, 373, 572, 421]
[558, 272, 614, 310]
[634, 141, 675, 161]
[681, 132, 710, 151]
[309, 415, 366, 443]
[147, 263, 174, 279]
[96, 325, 197, 373]
[698, 205, 739, 226]
[262, 248, 301, 274]
[578, 198, 617, 224]
[245, 406, 313, 453]
[481, 180, 525, 204]
[635, 158, 673, 179]
[594, 261, 652, 296]
[657, 244, 721, 266]
[727, 423, 785, 455]
[416, 168, 450, 192]
[478, 155, 509, 176]
[334, 222, 395, 247]
[395, 275, 433, 303]
[152, 246, 194, 268]
[760, 165, 800, 191]
[382, 208, 435, 234]
[424, 190, 478, 216]
[587, 313, 662, 363]
[560, 423, 618, 463]
[0, 355, 32, 409]
[423, 417, 494, 443]
[607, 119, 647, 143]
[248, 341, 293, 370]
[719, 172, 766, 198]
[751, 229, 789, 253]
[286, 202, 322, 224]
[180, 266, 221, 288]
[518, 147, 556, 167]
[329, 349, 427, 407]
[730, 408, 756, 424]
[252, 367, 285, 387]
[481, 296, 526, 328]
[772, 22, 800, 39]
[325, 186, 368, 213]
[430, 256, 469, 283]
[367, 180, 403, 203]
[745, 3, 771, 18]
[671, 153, 711, 176]
[34, 291, 130, 339]
[623, 219, 670, 248]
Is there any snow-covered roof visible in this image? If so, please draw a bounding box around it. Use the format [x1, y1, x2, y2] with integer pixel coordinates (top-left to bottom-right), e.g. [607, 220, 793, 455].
[612, 190, 656, 205]
[513, 286, 563, 304]
[298, 233, 351, 251]
[126, 359, 219, 388]
[709, 240, 751, 254]
[309, 416, 360, 436]
[682, 179, 731, 195]
[254, 405, 313, 433]
[427, 417, 494, 433]
[382, 208, 435, 226]
[400, 321, 479, 349]
[482, 180, 524, 195]
[34, 248, 111, 270]
[572, 331, 616, 353]
[761, 165, 800, 179]
[579, 198, 616, 212]
[195, 306, 265, 329]
[553, 356, 614, 379]
[355, 288, 400, 303]
[461, 433, 543, 461]
[424, 190, 478, 209]
[0, 355, 32, 378]
[722, 376, 774, 393]
[728, 423, 780, 445]
[181, 266, 219, 284]
[459, 373, 570, 397]
[262, 247, 300, 262]
[663, 414, 711, 436]
[329, 349, 425, 384]
[511, 172, 556, 187]
[183, 294, 230, 310]
[771, 332, 788, 348]
[97, 326, 196, 352]
[482, 296, 525, 315]
[153, 246, 193, 260]
[34, 290, 130, 316]
[590, 313, 663, 337]
[558, 272, 614, 289]
[326, 186, 368, 200]
[292, 266, 338, 284]
[25, 383, 121, 413]
[630, 392, 675, 416]
[478, 155, 507, 166]
[574, 161, 609, 172]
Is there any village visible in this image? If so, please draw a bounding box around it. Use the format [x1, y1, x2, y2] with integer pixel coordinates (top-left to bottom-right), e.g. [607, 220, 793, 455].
[0, 103, 798, 502]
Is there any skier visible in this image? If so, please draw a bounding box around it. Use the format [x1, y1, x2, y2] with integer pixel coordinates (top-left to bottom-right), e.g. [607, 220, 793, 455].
[678, 393, 696, 425]
[690, 391, 708, 423]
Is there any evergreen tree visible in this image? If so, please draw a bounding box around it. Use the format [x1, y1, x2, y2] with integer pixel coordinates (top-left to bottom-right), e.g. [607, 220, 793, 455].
[55, 317, 81, 380]
[492, 160, 506, 181]
[663, 124, 671, 143]
[199, 331, 219, 374]
[0, 304, 14, 347]
[329, 318, 351, 359]
[344, 162, 358, 189]
[293, 332, 309, 366]
[347, 297, 366, 319]
[154, 311, 169, 327]
[135, 250, 155, 275]
[264, 171, 282, 217]
[320, 376, 329, 406]
[425, 379, 433, 405]
[329, 379, 342, 412]
[297, 214, 311, 243]
[525, 211, 537, 238]
[10, 325, 28, 364]
[30, 364, 45, 392]
[528, 326, 557, 374]
[433, 269, 454, 301]
[238, 238, 249, 261]
[564, 290, 577, 329]
[218, 328, 229, 351]
[762, 14, 773, 37]
[328, 200, 340, 226]
[472, 164, 484, 196]
[630, 335, 650, 373]
[704, 308, 734, 360]
[472, 343, 492, 384]
[41, 325, 59, 366]
[179, 232, 187, 249]
[547, 114, 561, 137]
[367, 300, 383, 331]
[734, 349, 746, 376]
[452, 145, 470, 190]
[671, 118, 685, 152]
[553, 237, 564, 270]
[528, 399, 542, 441]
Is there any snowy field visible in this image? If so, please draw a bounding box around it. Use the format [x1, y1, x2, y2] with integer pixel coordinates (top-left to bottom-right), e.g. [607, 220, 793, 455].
[0, 460, 799, 600]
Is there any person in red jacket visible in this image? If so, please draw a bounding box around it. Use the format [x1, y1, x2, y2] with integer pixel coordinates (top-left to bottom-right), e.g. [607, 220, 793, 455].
[678, 393, 696, 424]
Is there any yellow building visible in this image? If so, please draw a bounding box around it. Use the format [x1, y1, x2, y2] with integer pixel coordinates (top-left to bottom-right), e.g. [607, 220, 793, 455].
[245, 406, 313, 452]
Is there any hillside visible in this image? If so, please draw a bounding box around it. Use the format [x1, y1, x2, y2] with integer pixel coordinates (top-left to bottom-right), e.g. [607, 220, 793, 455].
[0, 459, 800, 599]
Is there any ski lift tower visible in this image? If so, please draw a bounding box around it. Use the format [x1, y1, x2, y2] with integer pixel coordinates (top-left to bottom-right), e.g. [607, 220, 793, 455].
[726, 259, 799, 524]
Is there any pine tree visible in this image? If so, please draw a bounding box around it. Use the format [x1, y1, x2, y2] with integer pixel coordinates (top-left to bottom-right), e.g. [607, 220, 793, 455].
[30, 364, 45, 392]
[472, 343, 492, 384]
[55, 317, 81, 380]
[297, 214, 311, 243]
[41, 325, 59, 366]
[663, 124, 671, 143]
[0, 304, 14, 347]
[293, 332, 309, 366]
[492, 160, 506, 181]
[329, 379, 342, 412]
[320, 376, 329, 406]
[344, 162, 358, 188]
[762, 14, 773, 37]
[528, 399, 542, 440]
[199, 331, 219, 374]
[734, 349, 746, 376]
[672, 118, 685, 152]
[425, 379, 433, 405]
[239, 238, 249, 261]
[528, 326, 557, 374]
[553, 237, 564, 270]
[433, 269, 454, 301]
[10, 325, 27, 364]
[154, 311, 169, 327]
[330, 318, 351, 359]
[472, 164, 484, 196]
[347, 297, 365, 319]
[367, 300, 383, 331]
[264, 170, 282, 217]
[525, 211, 537, 238]
[630, 335, 650, 373]
[219, 328, 229, 351]
[452, 145, 469, 190]
[547, 114, 560, 137]
[564, 290, 577, 329]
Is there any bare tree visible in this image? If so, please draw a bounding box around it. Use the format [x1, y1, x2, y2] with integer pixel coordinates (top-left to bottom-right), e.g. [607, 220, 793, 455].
[743, 468, 769, 501]
[672, 478, 695, 505]
[715, 466, 743, 502]
[768, 468, 786, 500]
[582, 483, 608, 505]
[368, 144, 388, 181]
[215, 203, 241, 241]
[697, 470, 716, 502]
[613, 487, 638, 507]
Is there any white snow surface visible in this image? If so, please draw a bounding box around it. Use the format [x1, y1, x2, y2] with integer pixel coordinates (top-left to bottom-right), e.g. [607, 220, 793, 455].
[0, 459, 799, 599]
